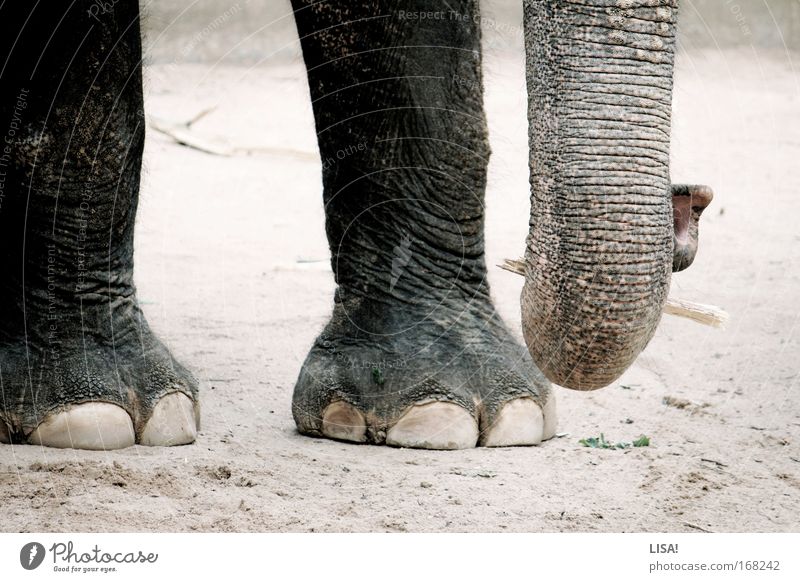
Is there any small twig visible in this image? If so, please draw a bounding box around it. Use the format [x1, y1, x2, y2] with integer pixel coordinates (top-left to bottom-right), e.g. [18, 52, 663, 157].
[498, 257, 729, 328]
[185, 105, 217, 127]
[684, 522, 714, 533]
[149, 114, 233, 156]
[148, 109, 317, 160]
[498, 258, 525, 276]
[700, 458, 728, 468]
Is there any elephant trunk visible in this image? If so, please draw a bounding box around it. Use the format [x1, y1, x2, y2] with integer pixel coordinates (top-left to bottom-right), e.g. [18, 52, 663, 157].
[521, 0, 679, 390]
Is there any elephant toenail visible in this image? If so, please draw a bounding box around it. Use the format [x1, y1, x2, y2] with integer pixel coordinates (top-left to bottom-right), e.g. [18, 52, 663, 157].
[140, 393, 197, 446]
[542, 395, 558, 440]
[28, 403, 135, 450]
[386, 401, 478, 450]
[482, 398, 544, 447]
[321, 401, 367, 443]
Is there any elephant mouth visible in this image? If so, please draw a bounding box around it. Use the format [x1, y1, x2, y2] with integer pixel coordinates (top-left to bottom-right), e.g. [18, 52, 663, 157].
[672, 184, 713, 272]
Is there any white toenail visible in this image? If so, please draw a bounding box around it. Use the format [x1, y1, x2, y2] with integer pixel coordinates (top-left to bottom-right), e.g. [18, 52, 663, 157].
[28, 403, 135, 450]
[321, 401, 367, 443]
[542, 395, 557, 440]
[140, 393, 197, 446]
[483, 398, 544, 447]
[387, 402, 478, 450]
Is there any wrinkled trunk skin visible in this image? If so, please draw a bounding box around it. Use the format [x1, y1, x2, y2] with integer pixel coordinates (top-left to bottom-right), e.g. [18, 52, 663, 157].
[522, 0, 678, 390]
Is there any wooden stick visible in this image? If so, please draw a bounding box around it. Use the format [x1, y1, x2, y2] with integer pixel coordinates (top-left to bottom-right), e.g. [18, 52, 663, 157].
[498, 258, 525, 276]
[148, 114, 234, 156]
[498, 258, 729, 328]
[148, 109, 317, 160]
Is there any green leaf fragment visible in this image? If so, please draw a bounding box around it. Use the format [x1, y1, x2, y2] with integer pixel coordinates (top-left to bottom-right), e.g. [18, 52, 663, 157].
[579, 433, 651, 450]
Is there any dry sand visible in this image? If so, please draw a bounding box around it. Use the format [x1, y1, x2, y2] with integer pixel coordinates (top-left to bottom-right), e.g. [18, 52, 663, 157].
[1, 48, 798, 533]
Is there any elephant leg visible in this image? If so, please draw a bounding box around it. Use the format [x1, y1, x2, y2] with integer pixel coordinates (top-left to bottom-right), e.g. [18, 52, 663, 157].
[0, 2, 198, 448]
[291, 0, 555, 448]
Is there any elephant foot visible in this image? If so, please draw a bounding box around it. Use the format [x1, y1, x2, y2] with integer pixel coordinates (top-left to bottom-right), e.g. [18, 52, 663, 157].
[293, 297, 556, 449]
[0, 315, 199, 450]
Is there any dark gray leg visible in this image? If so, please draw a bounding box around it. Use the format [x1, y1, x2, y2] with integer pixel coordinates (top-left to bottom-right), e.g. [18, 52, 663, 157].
[0, 1, 197, 448]
[290, 0, 555, 448]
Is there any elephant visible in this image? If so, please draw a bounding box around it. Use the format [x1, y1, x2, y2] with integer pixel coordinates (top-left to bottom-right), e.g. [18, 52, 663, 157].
[0, 0, 712, 451]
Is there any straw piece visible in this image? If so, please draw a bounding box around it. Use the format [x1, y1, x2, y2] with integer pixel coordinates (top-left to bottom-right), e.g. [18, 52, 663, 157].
[664, 298, 729, 328]
[498, 257, 728, 328]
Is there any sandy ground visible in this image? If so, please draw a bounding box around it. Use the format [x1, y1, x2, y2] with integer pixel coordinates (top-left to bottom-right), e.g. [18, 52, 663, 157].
[1, 47, 798, 533]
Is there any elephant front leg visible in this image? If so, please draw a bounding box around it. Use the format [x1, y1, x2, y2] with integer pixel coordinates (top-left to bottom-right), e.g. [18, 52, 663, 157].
[0, 2, 198, 448]
[290, 0, 555, 448]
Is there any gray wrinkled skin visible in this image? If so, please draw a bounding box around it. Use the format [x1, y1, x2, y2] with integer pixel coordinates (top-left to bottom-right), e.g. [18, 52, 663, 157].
[521, 0, 680, 390]
[290, 0, 550, 443]
[0, 2, 198, 442]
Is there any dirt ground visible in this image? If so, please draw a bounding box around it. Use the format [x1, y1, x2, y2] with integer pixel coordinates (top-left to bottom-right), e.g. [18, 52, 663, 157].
[1, 47, 798, 533]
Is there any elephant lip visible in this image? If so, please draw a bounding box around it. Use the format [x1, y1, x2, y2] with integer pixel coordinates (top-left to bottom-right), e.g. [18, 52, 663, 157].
[671, 184, 713, 267]
[672, 245, 697, 272]
[673, 195, 692, 246]
[672, 198, 698, 271]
